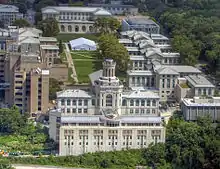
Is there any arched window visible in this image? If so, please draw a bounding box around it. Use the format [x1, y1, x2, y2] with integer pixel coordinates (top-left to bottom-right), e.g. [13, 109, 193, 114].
[82, 25, 86, 32]
[75, 25, 79, 32]
[89, 26, 93, 32]
[61, 25, 65, 32]
[68, 25, 72, 32]
[106, 94, 112, 107]
[122, 99, 127, 106]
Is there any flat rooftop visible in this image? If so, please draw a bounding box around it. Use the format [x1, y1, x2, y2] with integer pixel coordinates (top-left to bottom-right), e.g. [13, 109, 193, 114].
[40, 45, 59, 50]
[182, 97, 220, 107]
[126, 17, 158, 26]
[186, 75, 215, 88]
[88, 3, 137, 8]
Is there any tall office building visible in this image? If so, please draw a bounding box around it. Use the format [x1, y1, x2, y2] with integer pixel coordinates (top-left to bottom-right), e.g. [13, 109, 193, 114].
[0, 26, 57, 114]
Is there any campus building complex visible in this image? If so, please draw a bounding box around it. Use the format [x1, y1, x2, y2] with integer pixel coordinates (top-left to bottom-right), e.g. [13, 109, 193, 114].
[119, 30, 201, 102]
[41, 6, 112, 33]
[0, 26, 60, 113]
[49, 59, 165, 156]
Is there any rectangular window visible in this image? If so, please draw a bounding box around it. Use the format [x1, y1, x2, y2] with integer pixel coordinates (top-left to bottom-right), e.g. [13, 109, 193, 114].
[72, 108, 76, 113]
[67, 99, 71, 106]
[78, 100, 82, 106]
[84, 100, 88, 106]
[72, 100, 76, 105]
[83, 109, 88, 113]
[78, 108, 82, 113]
[66, 108, 70, 113]
[61, 99, 65, 106]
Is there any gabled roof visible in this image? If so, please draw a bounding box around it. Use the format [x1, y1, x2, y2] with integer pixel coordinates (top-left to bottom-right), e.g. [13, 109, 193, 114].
[93, 8, 112, 16]
[57, 89, 92, 98]
[123, 90, 159, 99]
[145, 48, 163, 58]
[19, 36, 40, 44]
[156, 67, 179, 75]
[19, 30, 39, 38]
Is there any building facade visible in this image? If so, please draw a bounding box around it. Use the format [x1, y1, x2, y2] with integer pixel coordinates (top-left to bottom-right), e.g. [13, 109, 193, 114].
[119, 30, 201, 102]
[0, 26, 59, 113]
[87, 3, 138, 15]
[41, 6, 112, 33]
[0, 5, 23, 27]
[122, 17, 160, 34]
[49, 59, 165, 156]
[181, 96, 220, 122]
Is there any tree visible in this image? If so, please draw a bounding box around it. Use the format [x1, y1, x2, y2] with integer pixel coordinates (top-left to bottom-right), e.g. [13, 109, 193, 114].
[0, 106, 28, 134]
[59, 40, 63, 54]
[12, 19, 30, 28]
[98, 34, 130, 72]
[37, 18, 59, 37]
[94, 17, 121, 34]
[49, 78, 63, 100]
[143, 143, 166, 168]
[0, 164, 15, 169]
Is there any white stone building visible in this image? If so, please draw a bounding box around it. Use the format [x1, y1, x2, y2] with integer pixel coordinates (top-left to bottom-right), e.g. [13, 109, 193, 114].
[41, 6, 112, 33]
[0, 5, 23, 27]
[119, 30, 202, 102]
[49, 59, 165, 156]
[181, 96, 220, 122]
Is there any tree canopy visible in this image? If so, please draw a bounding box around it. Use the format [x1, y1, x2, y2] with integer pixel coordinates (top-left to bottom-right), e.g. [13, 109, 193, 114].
[94, 17, 121, 34]
[98, 34, 130, 72]
[12, 19, 31, 28]
[37, 18, 59, 37]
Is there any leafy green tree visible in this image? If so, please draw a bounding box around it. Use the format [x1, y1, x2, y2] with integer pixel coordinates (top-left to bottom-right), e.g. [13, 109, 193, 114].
[12, 19, 30, 28]
[94, 17, 121, 34]
[49, 78, 63, 100]
[37, 18, 59, 37]
[59, 40, 63, 54]
[143, 143, 166, 168]
[98, 34, 129, 72]
[0, 163, 15, 169]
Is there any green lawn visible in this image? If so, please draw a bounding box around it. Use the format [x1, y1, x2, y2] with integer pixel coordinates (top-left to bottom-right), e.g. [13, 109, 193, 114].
[71, 50, 102, 83]
[56, 33, 99, 42]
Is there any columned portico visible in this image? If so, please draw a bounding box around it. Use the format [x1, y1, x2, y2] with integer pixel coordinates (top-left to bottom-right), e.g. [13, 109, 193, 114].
[59, 22, 94, 33]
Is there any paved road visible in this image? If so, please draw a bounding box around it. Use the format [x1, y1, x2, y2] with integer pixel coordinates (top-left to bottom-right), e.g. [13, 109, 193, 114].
[13, 164, 88, 169]
[64, 43, 78, 83]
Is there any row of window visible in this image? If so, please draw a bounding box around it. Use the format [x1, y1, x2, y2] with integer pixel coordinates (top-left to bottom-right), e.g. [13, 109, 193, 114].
[126, 99, 157, 107]
[64, 138, 160, 146]
[63, 108, 88, 114]
[197, 88, 212, 95]
[61, 99, 88, 106]
[161, 79, 176, 88]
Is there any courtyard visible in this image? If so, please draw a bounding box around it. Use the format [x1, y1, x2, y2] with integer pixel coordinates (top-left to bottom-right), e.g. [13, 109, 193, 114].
[71, 50, 102, 83]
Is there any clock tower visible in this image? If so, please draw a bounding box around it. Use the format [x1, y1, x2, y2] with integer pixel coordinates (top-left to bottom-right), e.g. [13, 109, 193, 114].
[94, 59, 123, 116]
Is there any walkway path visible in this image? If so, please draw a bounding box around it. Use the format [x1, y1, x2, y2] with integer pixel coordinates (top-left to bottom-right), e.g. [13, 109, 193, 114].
[64, 43, 78, 83]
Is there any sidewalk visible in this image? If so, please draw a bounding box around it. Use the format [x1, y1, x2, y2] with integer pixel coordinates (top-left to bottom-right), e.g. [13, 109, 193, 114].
[64, 43, 78, 83]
